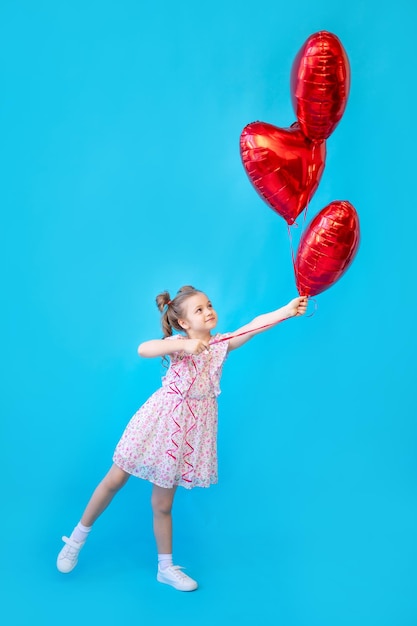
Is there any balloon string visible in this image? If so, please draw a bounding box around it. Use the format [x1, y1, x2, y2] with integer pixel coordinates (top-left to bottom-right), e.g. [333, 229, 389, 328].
[210, 317, 292, 345]
[288, 204, 309, 290]
[165, 309, 312, 483]
[210, 297, 316, 345]
[305, 297, 317, 318]
[302, 202, 309, 231]
[287, 223, 297, 276]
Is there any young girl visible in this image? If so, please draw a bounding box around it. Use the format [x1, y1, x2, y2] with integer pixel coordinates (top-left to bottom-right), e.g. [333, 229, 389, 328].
[57, 285, 308, 591]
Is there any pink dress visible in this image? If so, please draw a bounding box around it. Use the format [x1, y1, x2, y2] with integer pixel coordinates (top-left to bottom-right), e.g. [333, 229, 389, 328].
[113, 334, 229, 489]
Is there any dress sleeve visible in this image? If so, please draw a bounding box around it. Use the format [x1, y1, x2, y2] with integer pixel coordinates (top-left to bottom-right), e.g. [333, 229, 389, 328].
[210, 334, 229, 361]
[208, 334, 230, 395]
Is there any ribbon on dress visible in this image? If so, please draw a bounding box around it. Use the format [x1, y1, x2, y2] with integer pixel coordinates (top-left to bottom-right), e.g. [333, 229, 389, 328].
[166, 357, 198, 483]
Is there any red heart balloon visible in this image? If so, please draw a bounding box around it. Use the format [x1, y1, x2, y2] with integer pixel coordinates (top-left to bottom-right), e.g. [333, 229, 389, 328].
[240, 121, 326, 225]
[295, 200, 360, 297]
[291, 31, 350, 142]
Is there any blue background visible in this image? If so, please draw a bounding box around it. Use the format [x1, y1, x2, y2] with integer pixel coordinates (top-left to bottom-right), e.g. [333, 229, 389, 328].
[2, 1, 416, 625]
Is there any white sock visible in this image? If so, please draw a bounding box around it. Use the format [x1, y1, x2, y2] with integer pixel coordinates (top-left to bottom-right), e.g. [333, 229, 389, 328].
[158, 553, 173, 570]
[70, 522, 92, 544]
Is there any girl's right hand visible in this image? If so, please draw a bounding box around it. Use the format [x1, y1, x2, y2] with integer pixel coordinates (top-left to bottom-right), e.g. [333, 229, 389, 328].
[286, 296, 308, 317]
[183, 338, 209, 355]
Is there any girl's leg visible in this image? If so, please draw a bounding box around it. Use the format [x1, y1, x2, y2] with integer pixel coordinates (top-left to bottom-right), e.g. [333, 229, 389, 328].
[151, 484, 176, 555]
[57, 464, 130, 573]
[80, 463, 130, 527]
[152, 484, 198, 591]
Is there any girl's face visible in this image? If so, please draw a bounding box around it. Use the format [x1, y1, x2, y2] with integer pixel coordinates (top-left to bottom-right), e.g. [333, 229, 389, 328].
[179, 293, 218, 337]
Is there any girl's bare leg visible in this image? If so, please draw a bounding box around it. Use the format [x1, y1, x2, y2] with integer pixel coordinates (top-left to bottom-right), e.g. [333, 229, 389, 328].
[152, 484, 198, 590]
[151, 484, 177, 554]
[80, 464, 130, 527]
[57, 464, 130, 573]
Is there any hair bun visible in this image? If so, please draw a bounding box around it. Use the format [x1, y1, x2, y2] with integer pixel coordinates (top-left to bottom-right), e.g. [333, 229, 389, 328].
[177, 285, 196, 294]
[155, 290, 171, 312]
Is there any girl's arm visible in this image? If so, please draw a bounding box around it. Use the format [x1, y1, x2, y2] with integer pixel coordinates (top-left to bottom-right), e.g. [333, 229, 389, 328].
[227, 296, 308, 351]
[138, 337, 209, 358]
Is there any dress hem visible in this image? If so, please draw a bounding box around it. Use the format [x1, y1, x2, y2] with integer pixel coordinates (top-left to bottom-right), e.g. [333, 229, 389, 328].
[113, 457, 218, 490]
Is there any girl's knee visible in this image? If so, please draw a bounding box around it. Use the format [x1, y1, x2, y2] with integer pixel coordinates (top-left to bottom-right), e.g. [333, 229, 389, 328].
[151, 486, 175, 515]
[103, 465, 130, 492]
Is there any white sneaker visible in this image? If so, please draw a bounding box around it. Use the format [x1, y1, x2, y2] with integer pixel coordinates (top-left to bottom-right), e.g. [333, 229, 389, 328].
[56, 536, 85, 573]
[157, 565, 198, 591]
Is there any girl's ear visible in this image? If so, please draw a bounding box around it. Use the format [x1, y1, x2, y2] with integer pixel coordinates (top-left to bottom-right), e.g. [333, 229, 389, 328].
[178, 318, 189, 330]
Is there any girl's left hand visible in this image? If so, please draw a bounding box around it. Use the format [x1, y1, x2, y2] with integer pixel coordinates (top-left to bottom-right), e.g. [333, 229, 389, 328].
[287, 296, 308, 317]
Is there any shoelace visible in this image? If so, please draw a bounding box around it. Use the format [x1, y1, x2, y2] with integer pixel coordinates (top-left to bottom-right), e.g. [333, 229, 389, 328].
[166, 566, 189, 580]
[60, 537, 81, 561]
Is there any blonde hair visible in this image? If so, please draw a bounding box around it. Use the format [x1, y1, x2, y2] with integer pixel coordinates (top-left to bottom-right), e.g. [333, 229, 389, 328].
[156, 285, 203, 337]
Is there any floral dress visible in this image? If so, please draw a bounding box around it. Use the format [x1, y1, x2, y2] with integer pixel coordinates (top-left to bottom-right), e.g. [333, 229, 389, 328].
[113, 334, 229, 489]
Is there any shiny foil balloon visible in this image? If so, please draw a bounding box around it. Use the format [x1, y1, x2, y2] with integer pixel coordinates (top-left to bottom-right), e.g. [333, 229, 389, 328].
[240, 121, 326, 225]
[291, 31, 350, 142]
[295, 200, 360, 297]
